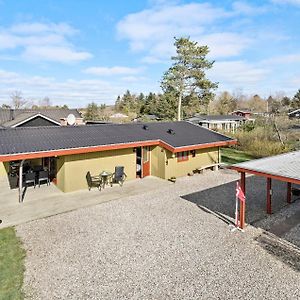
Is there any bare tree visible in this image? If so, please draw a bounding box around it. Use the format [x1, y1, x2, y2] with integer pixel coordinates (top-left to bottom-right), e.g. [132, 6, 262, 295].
[10, 91, 27, 109]
[38, 97, 51, 108]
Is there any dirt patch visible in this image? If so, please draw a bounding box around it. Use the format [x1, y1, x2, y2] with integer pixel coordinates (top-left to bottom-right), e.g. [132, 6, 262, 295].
[255, 232, 300, 272]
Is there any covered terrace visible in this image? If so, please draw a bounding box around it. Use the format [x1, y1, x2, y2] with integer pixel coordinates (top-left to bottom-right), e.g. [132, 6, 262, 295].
[230, 151, 300, 229]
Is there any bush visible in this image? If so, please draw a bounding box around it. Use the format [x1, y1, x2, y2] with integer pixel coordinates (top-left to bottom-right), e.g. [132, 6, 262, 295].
[233, 126, 291, 158]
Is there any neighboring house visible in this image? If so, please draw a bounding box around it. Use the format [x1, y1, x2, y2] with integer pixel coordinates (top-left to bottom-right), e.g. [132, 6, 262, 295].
[110, 113, 128, 119]
[232, 110, 252, 119]
[0, 108, 83, 128]
[85, 120, 112, 125]
[186, 115, 250, 132]
[0, 121, 235, 193]
[288, 109, 300, 119]
[133, 114, 161, 122]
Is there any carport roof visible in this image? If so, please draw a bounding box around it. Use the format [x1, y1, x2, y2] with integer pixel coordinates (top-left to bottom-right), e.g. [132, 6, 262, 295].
[0, 121, 235, 161]
[231, 151, 300, 184]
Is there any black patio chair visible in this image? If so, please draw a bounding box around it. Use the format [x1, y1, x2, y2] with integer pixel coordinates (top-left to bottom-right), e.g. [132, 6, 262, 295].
[111, 166, 127, 187]
[38, 170, 50, 187]
[86, 171, 102, 191]
[33, 165, 44, 172]
[24, 171, 36, 188]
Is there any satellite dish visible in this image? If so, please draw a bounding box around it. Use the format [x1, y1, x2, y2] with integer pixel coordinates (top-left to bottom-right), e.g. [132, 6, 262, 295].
[67, 114, 76, 126]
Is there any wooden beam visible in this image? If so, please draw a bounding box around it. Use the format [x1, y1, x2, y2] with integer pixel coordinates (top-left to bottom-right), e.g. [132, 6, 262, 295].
[240, 172, 246, 229]
[230, 166, 300, 185]
[287, 182, 292, 204]
[267, 178, 272, 214]
[18, 160, 25, 203]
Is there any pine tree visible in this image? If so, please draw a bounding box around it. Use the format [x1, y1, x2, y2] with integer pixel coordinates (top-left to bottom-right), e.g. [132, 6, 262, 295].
[291, 89, 300, 109]
[85, 102, 99, 120]
[161, 37, 217, 120]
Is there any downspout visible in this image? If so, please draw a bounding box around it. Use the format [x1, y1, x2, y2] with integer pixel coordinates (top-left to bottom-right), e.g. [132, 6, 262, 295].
[19, 160, 25, 203]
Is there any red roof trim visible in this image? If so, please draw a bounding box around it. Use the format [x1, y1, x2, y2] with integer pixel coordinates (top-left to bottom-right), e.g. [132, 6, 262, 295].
[166, 139, 237, 153]
[230, 166, 300, 185]
[0, 139, 236, 162]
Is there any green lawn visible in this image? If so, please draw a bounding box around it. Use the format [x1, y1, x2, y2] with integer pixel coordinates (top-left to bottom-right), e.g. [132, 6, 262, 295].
[221, 147, 255, 165]
[0, 227, 25, 300]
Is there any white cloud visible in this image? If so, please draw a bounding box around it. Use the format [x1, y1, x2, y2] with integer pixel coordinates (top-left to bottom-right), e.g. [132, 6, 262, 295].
[10, 22, 77, 35]
[23, 46, 92, 63]
[262, 54, 300, 64]
[271, 0, 300, 5]
[83, 66, 141, 76]
[199, 33, 251, 58]
[0, 69, 154, 106]
[209, 60, 269, 87]
[0, 22, 92, 63]
[232, 1, 268, 14]
[148, 0, 180, 6]
[0, 69, 19, 80]
[117, 2, 252, 62]
[121, 76, 147, 82]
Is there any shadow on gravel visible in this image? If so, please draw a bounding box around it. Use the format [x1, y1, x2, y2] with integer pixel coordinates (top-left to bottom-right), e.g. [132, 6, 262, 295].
[181, 176, 287, 225]
[181, 175, 300, 269]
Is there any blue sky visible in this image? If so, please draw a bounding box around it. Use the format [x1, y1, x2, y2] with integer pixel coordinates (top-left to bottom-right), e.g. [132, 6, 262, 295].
[0, 0, 300, 107]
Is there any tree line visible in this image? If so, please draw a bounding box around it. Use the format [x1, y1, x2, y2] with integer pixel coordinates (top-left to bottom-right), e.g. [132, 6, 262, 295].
[2, 37, 299, 121]
[113, 88, 300, 121]
[113, 37, 299, 121]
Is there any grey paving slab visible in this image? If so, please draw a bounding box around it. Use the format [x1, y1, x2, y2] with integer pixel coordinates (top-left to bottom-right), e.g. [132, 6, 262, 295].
[0, 176, 172, 228]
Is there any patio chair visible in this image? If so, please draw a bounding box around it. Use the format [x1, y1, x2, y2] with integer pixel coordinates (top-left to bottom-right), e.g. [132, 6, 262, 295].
[86, 171, 102, 191]
[38, 170, 50, 187]
[111, 166, 127, 187]
[24, 171, 36, 188]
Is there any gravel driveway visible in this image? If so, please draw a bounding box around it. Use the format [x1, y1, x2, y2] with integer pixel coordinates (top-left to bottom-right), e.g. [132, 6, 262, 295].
[17, 170, 300, 300]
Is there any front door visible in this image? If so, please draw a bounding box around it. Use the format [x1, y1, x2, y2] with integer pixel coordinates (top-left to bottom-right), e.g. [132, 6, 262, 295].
[142, 146, 150, 177]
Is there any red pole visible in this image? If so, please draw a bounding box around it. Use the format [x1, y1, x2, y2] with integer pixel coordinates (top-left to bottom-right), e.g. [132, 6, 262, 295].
[287, 182, 292, 204]
[267, 178, 272, 214]
[240, 172, 246, 229]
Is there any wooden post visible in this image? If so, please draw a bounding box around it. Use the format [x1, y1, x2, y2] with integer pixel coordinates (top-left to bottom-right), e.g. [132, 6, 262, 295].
[267, 178, 272, 214]
[287, 182, 292, 204]
[240, 172, 246, 229]
[18, 160, 25, 203]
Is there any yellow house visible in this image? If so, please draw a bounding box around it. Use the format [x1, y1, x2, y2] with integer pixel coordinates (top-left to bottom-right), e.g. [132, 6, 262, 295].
[0, 121, 236, 193]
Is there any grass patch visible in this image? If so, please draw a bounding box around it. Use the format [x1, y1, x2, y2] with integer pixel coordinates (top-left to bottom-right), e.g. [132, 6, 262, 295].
[0, 227, 25, 300]
[221, 147, 255, 165]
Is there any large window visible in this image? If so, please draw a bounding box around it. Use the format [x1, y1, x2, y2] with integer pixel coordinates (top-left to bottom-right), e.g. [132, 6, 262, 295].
[177, 151, 189, 162]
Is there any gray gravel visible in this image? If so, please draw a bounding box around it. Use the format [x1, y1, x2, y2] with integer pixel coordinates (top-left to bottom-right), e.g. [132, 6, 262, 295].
[17, 170, 300, 300]
[283, 223, 300, 247]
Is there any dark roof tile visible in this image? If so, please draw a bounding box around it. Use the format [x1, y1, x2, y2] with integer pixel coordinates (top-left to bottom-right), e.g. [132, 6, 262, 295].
[0, 108, 81, 126]
[0, 121, 233, 155]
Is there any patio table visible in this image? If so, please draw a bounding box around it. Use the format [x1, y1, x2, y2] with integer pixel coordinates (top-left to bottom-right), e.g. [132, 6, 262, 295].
[100, 171, 112, 189]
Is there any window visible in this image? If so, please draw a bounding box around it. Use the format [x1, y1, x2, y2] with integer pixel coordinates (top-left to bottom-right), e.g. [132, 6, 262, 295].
[177, 151, 189, 162]
[143, 147, 150, 163]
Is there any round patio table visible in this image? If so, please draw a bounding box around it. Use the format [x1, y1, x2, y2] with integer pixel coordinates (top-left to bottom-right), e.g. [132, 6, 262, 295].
[100, 171, 112, 189]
